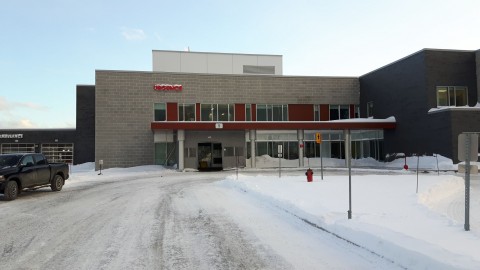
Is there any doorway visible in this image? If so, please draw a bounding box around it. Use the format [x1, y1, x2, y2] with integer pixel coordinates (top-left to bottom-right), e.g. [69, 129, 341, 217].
[198, 142, 223, 170]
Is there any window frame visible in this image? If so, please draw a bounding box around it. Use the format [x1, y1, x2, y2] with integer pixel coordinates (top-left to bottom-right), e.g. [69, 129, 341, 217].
[314, 105, 320, 121]
[200, 104, 235, 121]
[245, 104, 252, 121]
[256, 104, 288, 121]
[367, 102, 374, 117]
[178, 103, 196, 121]
[436, 86, 468, 107]
[154, 103, 167, 121]
[329, 105, 350, 120]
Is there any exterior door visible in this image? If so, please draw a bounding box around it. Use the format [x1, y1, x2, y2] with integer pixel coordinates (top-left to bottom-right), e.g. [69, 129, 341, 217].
[198, 142, 223, 170]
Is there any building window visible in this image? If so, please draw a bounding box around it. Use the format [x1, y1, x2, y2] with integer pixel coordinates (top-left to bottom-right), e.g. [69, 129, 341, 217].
[200, 104, 234, 121]
[155, 142, 176, 166]
[246, 104, 252, 121]
[367, 102, 374, 117]
[314, 105, 320, 121]
[256, 104, 288, 121]
[154, 103, 166, 121]
[437, 86, 468, 107]
[354, 105, 360, 118]
[329, 105, 349, 120]
[184, 147, 197, 158]
[1, 143, 35, 154]
[243, 65, 275, 75]
[41, 143, 74, 164]
[179, 104, 195, 121]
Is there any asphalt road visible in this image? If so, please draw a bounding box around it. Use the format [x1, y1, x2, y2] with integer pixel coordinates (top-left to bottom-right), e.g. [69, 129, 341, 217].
[0, 171, 402, 270]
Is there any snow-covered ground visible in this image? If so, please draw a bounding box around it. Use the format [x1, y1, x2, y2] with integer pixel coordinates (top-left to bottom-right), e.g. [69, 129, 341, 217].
[67, 155, 480, 269]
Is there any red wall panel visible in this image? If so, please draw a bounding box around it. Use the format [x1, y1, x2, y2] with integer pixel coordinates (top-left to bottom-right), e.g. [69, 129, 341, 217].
[251, 104, 257, 121]
[288, 104, 314, 121]
[196, 103, 201, 121]
[235, 104, 245, 121]
[350, 104, 355, 118]
[166, 103, 178, 121]
[320, 104, 329, 121]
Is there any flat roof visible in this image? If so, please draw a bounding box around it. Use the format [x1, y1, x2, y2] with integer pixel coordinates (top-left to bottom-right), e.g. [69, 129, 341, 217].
[152, 49, 282, 58]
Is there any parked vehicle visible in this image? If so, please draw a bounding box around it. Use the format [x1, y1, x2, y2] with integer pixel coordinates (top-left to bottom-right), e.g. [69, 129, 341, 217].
[0, 153, 70, 201]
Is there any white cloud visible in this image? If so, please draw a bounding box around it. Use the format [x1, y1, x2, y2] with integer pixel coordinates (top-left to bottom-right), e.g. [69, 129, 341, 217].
[0, 96, 48, 112]
[121, 27, 146, 41]
[0, 118, 37, 129]
[18, 119, 36, 128]
[0, 96, 49, 129]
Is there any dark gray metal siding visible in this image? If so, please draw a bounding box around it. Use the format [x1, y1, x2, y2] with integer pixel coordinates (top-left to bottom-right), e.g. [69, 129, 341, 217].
[360, 50, 478, 162]
[75, 85, 95, 164]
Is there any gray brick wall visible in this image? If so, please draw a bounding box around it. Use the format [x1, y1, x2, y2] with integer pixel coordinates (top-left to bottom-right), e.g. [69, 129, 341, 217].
[477, 50, 480, 102]
[95, 71, 359, 168]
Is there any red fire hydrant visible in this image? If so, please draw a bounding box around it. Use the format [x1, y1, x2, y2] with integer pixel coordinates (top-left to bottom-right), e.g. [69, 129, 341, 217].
[305, 168, 313, 182]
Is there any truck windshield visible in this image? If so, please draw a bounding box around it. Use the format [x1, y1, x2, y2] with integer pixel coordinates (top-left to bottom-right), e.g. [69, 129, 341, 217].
[0, 155, 21, 167]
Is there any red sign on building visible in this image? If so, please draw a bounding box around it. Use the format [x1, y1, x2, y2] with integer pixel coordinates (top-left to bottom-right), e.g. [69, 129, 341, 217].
[154, 84, 183, 91]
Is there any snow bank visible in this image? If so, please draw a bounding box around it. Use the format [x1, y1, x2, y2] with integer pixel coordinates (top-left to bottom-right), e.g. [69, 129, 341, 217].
[249, 154, 456, 171]
[218, 173, 480, 269]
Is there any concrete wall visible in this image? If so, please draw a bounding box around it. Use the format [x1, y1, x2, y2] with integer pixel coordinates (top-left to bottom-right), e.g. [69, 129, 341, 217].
[152, 50, 283, 75]
[95, 70, 359, 169]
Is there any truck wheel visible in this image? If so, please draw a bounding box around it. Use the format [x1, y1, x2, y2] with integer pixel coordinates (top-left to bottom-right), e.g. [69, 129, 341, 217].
[51, 175, 64, 192]
[4, 181, 19, 201]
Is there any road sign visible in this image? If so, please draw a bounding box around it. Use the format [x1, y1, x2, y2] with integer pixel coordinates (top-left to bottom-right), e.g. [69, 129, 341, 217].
[316, 133, 322, 144]
[458, 133, 478, 161]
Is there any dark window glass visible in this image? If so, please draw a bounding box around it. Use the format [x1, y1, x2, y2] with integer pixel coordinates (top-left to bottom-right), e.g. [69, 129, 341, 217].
[257, 105, 267, 121]
[314, 105, 320, 121]
[179, 104, 196, 121]
[246, 104, 251, 121]
[154, 103, 166, 121]
[340, 105, 349, 119]
[201, 104, 213, 121]
[330, 106, 339, 120]
[436, 86, 468, 107]
[34, 154, 47, 165]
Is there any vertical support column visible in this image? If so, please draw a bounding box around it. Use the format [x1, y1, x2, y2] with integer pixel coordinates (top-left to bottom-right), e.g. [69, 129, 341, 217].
[345, 129, 352, 219]
[178, 129, 185, 171]
[465, 133, 471, 231]
[250, 129, 256, 168]
[298, 129, 304, 167]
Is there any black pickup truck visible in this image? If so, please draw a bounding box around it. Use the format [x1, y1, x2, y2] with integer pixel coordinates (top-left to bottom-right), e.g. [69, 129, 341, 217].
[0, 153, 70, 201]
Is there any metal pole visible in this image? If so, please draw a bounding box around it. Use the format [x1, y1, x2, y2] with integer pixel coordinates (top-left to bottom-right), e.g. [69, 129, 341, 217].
[320, 143, 324, 180]
[236, 154, 239, 180]
[279, 155, 281, 178]
[465, 134, 471, 231]
[416, 154, 419, 193]
[346, 130, 352, 219]
[435, 154, 440, 176]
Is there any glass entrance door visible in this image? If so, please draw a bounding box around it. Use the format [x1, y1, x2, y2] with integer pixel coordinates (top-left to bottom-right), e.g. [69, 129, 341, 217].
[198, 142, 223, 170]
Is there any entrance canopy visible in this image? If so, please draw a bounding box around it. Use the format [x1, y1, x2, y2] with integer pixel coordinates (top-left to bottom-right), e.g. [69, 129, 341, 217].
[151, 118, 396, 130]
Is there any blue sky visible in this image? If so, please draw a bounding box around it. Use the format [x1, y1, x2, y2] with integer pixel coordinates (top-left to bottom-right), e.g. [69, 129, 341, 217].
[1, 0, 480, 128]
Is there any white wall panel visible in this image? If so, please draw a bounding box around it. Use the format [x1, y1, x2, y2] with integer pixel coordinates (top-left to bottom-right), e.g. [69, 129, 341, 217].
[153, 51, 181, 72]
